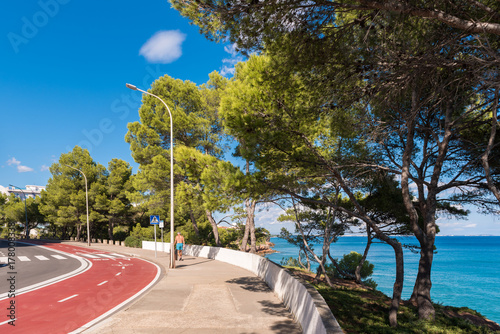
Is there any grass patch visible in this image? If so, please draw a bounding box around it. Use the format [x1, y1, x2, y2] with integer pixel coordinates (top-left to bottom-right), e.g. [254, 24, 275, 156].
[285, 267, 499, 333]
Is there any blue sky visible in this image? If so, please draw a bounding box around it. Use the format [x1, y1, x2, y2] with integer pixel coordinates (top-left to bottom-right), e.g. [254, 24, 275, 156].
[1, 1, 498, 235]
[0, 0, 240, 186]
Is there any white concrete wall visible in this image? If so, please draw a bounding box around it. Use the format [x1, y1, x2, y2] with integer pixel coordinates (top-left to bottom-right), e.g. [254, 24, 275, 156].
[142, 241, 343, 334]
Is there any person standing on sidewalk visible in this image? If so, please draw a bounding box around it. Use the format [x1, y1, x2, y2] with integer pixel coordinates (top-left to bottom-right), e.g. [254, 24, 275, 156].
[175, 232, 185, 261]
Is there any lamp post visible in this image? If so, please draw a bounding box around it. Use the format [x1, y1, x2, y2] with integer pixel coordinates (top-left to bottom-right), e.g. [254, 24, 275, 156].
[63, 165, 91, 246]
[9, 184, 28, 239]
[126, 83, 176, 269]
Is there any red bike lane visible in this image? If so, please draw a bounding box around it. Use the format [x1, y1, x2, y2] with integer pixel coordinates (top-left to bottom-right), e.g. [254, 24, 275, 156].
[1, 242, 160, 333]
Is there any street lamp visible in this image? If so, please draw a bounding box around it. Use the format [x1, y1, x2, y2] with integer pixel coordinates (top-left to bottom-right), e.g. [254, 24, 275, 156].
[63, 165, 91, 247]
[126, 83, 176, 269]
[9, 184, 28, 239]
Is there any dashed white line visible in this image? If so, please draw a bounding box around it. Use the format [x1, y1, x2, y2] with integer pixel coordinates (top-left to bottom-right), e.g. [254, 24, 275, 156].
[58, 294, 78, 303]
[0, 318, 16, 326]
[79, 253, 101, 259]
[109, 253, 127, 258]
[35, 255, 50, 261]
[97, 281, 108, 286]
[18, 256, 31, 261]
[115, 272, 121, 276]
[98, 254, 116, 259]
[51, 255, 67, 260]
[0, 257, 7, 263]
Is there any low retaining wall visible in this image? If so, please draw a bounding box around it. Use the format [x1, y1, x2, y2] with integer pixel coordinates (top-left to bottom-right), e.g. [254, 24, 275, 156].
[142, 241, 343, 334]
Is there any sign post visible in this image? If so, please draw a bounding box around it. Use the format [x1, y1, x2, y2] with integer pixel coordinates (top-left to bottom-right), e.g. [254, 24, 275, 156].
[159, 220, 164, 252]
[150, 215, 160, 258]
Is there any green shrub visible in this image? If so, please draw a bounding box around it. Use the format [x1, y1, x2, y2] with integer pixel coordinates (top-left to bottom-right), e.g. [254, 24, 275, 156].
[219, 227, 239, 248]
[124, 236, 141, 248]
[326, 251, 374, 280]
[362, 278, 378, 289]
[280, 256, 302, 267]
[130, 223, 155, 240]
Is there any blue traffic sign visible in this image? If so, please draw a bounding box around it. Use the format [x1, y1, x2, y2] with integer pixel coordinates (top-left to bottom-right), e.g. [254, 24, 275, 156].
[150, 215, 160, 225]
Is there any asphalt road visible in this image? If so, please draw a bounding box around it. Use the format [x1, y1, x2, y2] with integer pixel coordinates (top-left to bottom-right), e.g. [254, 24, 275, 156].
[0, 240, 87, 294]
[0, 241, 160, 333]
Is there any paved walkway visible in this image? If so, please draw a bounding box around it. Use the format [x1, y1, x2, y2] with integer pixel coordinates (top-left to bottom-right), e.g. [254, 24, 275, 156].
[64, 241, 302, 334]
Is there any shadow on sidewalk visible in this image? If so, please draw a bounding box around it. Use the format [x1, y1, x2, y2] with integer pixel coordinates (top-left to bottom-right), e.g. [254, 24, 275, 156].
[226, 276, 271, 293]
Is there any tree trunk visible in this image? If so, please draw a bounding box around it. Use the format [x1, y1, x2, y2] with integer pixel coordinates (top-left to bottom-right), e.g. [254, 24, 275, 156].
[291, 197, 334, 287]
[412, 239, 435, 320]
[299, 249, 311, 271]
[298, 251, 307, 270]
[247, 199, 257, 253]
[190, 210, 200, 237]
[355, 226, 372, 284]
[240, 217, 250, 252]
[206, 210, 221, 247]
[108, 217, 114, 241]
[242, 160, 257, 253]
[76, 224, 82, 241]
[400, 87, 435, 321]
[481, 89, 500, 203]
[386, 237, 404, 327]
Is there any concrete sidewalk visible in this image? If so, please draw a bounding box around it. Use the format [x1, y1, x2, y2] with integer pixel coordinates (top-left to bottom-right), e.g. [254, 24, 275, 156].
[64, 241, 302, 334]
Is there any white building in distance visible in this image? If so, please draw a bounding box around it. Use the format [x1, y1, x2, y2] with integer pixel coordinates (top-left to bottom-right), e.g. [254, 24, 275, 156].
[0, 185, 46, 199]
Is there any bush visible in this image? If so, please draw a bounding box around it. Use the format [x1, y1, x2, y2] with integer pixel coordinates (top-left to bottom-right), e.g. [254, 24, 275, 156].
[130, 223, 156, 240]
[124, 236, 141, 248]
[280, 256, 302, 267]
[219, 227, 239, 248]
[326, 251, 375, 280]
[362, 278, 378, 289]
[113, 225, 129, 241]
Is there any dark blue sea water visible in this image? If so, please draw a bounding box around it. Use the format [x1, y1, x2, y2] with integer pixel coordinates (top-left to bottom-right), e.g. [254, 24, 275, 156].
[265, 236, 500, 324]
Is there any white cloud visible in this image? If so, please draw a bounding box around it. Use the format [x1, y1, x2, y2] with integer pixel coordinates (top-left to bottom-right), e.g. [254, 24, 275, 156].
[220, 43, 245, 77]
[139, 30, 186, 64]
[41, 165, 50, 172]
[18, 165, 34, 172]
[464, 223, 477, 228]
[7, 157, 21, 166]
[6, 157, 34, 173]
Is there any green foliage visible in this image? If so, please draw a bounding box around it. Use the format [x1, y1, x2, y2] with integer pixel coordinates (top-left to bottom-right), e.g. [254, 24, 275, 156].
[218, 227, 239, 249]
[124, 72, 245, 248]
[2, 194, 45, 237]
[39, 147, 137, 240]
[280, 256, 302, 268]
[40, 146, 108, 240]
[326, 251, 374, 280]
[124, 236, 141, 248]
[362, 278, 378, 290]
[129, 223, 156, 241]
[113, 225, 129, 241]
[314, 282, 494, 334]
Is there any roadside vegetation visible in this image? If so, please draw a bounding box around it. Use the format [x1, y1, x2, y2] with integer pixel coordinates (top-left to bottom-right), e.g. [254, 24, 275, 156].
[283, 264, 500, 334]
[2, 1, 500, 329]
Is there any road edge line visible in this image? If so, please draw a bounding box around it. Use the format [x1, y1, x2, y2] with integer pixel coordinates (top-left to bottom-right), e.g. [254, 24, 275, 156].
[0, 241, 92, 300]
[69, 258, 162, 333]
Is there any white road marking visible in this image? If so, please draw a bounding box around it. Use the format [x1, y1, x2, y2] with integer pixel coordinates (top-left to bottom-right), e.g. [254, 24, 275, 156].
[79, 253, 100, 259]
[0, 318, 16, 326]
[35, 255, 50, 261]
[0, 257, 8, 263]
[70, 260, 162, 334]
[97, 281, 108, 286]
[109, 253, 127, 258]
[116, 272, 121, 276]
[0, 241, 92, 302]
[97, 254, 116, 259]
[58, 294, 78, 303]
[18, 256, 31, 261]
[51, 255, 67, 260]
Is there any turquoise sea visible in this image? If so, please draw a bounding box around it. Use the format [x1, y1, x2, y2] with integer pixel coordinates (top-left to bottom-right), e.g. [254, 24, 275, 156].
[265, 236, 500, 324]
